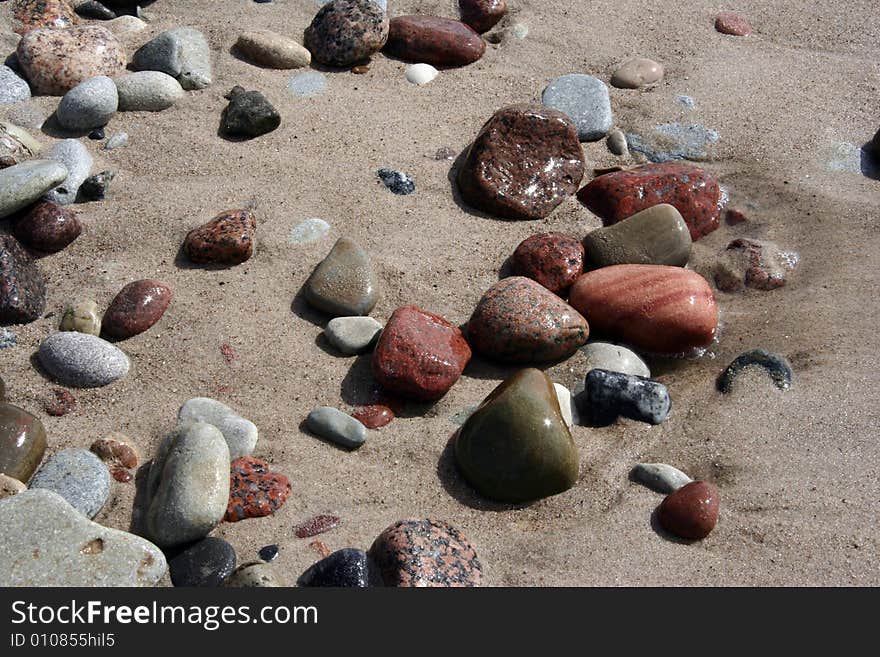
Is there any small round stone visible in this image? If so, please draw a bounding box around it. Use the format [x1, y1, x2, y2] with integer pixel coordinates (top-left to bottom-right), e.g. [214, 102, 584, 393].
[101, 279, 172, 340]
[510, 232, 584, 296]
[56, 75, 118, 132]
[0, 473, 27, 500]
[14, 201, 81, 253]
[169, 537, 237, 587]
[657, 480, 720, 540]
[29, 448, 111, 518]
[306, 406, 367, 450]
[404, 63, 438, 85]
[715, 11, 752, 36]
[610, 58, 664, 89]
[352, 404, 394, 429]
[60, 299, 101, 335]
[580, 342, 651, 378]
[37, 332, 130, 388]
[325, 316, 383, 355]
[220, 86, 281, 139]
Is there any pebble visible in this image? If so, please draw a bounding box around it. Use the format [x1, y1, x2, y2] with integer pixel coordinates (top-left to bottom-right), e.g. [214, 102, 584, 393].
[132, 27, 213, 90]
[676, 94, 696, 108]
[553, 382, 575, 428]
[542, 74, 613, 141]
[0, 489, 166, 586]
[577, 162, 722, 241]
[306, 406, 367, 450]
[236, 31, 311, 69]
[75, 1, 116, 20]
[0, 159, 68, 219]
[714, 238, 796, 292]
[582, 203, 692, 268]
[37, 331, 130, 387]
[456, 368, 578, 502]
[467, 276, 589, 363]
[0, 233, 47, 324]
[294, 514, 340, 538]
[220, 85, 280, 139]
[223, 562, 280, 587]
[325, 316, 383, 355]
[0, 329, 16, 350]
[14, 200, 81, 254]
[16, 26, 127, 95]
[43, 138, 93, 205]
[55, 75, 118, 133]
[657, 481, 720, 540]
[511, 232, 585, 296]
[177, 397, 258, 459]
[606, 129, 628, 156]
[0, 473, 26, 500]
[104, 131, 128, 149]
[90, 434, 138, 469]
[225, 457, 291, 522]
[631, 463, 693, 494]
[169, 537, 237, 587]
[352, 404, 394, 429]
[304, 237, 379, 317]
[88, 127, 105, 140]
[0, 403, 47, 482]
[580, 342, 651, 378]
[625, 123, 719, 162]
[78, 169, 114, 201]
[377, 167, 415, 194]
[298, 548, 379, 587]
[12, 0, 79, 35]
[570, 265, 718, 355]
[184, 208, 257, 265]
[459, 0, 507, 33]
[303, 0, 390, 67]
[60, 298, 101, 334]
[576, 369, 670, 425]
[45, 388, 76, 416]
[717, 349, 793, 393]
[103, 15, 146, 38]
[715, 11, 752, 36]
[0, 122, 41, 168]
[404, 63, 438, 85]
[0, 66, 31, 105]
[29, 448, 110, 518]
[369, 519, 483, 587]
[259, 544, 279, 562]
[287, 71, 327, 98]
[288, 217, 330, 244]
[458, 104, 584, 220]
[145, 422, 231, 548]
[385, 16, 485, 67]
[114, 71, 184, 111]
[101, 279, 172, 339]
[610, 58, 664, 89]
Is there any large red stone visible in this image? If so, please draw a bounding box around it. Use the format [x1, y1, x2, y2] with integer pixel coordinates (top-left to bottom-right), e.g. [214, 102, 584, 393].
[577, 163, 721, 240]
[511, 233, 584, 296]
[459, 0, 507, 34]
[184, 209, 256, 265]
[101, 279, 172, 339]
[657, 481, 720, 540]
[225, 457, 291, 522]
[384, 16, 485, 67]
[372, 306, 471, 401]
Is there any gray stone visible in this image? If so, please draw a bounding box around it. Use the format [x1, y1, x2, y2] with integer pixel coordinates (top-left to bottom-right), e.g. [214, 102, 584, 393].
[0, 328, 16, 350]
[56, 76, 118, 132]
[132, 27, 212, 90]
[0, 159, 68, 219]
[304, 237, 380, 317]
[177, 397, 258, 459]
[541, 74, 613, 141]
[325, 316, 382, 355]
[306, 406, 367, 449]
[43, 138, 93, 205]
[115, 71, 184, 111]
[631, 463, 693, 494]
[29, 448, 111, 518]
[626, 123, 720, 163]
[145, 422, 230, 548]
[37, 332, 130, 388]
[576, 369, 671, 425]
[580, 342, 651, 378]
[607, 129, 628, 156]
[104, 131, 128, 149]
[0, 66, 31, 105]
[223, 562, 281, 587]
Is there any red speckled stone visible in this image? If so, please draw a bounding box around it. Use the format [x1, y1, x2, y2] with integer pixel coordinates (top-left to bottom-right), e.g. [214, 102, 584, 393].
[372, 306, 471, 401]
[90, 435, 138, 469]
[45, 388, 75, 416]
[385, 16, 485, 67]
[14, 201, 81, 254]
[368, 518, 483, 587]
[225, 457, 291, 522]
[459, 0, 507, 34]
[101, 279, 172, 339]
[12, 0, 78, 36]
[303, 0, 390, 68]
[0, 234, 46, 324]
[511, 233, 584, 296]
[715, 12, 752, 36]
[714, 238, 790, 292]
[295, 514, 340, 538]
[577, 162, 721, 241]
[569, 264, 717, 354]
[352, 404, 394, 429]
[657, 481, 720, 540]
[184, 208, 256, 265]
[467, 276, 589, 362]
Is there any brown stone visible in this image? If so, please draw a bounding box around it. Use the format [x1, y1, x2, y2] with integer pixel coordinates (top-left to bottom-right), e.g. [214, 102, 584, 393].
[715, 12, 752, 36]
[184, 208, 256, 265]
[657, 481, 720, 540]
[12, 0, 78, 36]
[0, 403, 47, 482]
[90, 434, 139, 470]
[352, 404, 394, 429]
[101, 279, 172, 339]
[384, 16, 485, 67]
[44, 388, 75, 416]
[459, 0, 507, 34]
[14, 201, 81, 253]
[511, 233, 584, 296]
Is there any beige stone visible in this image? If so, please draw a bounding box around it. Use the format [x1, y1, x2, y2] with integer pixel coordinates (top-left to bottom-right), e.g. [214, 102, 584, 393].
[60, 299, 101, 335]
[236, 31, 311, 69]
[610, 57, 664, 89]
[0, 473, 26, 500]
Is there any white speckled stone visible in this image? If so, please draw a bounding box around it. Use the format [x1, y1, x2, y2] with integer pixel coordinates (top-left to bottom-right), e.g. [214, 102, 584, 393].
[29, 448, 110, 518]
[43, 138, 93, 205]
[37, 332, 129, 387]
[177, 397, 257, 459]
[581, 342, 650, 378]
[631, 462, 693, 493]
[56, 75, 118, 132]
[132, 27, 212, 90]
[542, 73, 613, 141]
[114, 71, 184, 111]
[325, 316, 382, 355]
[0, 65, 31, 105]
[404, 63, 438, 85]
[306, 406, 366, 449]
[0, 159, 68, 219]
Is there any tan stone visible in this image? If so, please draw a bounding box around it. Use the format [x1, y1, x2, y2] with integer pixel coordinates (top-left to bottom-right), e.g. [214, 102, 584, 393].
[610, 57, 664, 89]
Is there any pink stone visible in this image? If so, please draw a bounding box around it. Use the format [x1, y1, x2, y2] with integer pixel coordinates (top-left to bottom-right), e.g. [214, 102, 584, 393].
[511, 233, 584, 296]
[715, 11, 752, 36]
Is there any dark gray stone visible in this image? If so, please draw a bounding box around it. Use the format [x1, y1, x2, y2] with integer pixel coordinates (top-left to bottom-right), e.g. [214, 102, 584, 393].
[377, 168, 415, 195]
[220, 86, 280, 139]
[169, 537, 237, 587]
[298, 548, 380, 587]
[717, 349, 793, 393]
[576, 368, 670, 425]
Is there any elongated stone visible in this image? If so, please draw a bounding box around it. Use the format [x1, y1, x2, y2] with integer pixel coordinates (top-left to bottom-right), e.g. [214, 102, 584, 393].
[177, 397, 258, 460]
[385, 16, 485, 67]
[576, 369, 670, 425]
[306, 407, 367, 450]
[37, 332, 129, 387]
[43, 138, 93, 206]
[325, 316, 382, 355]
[0, 234, 47, 324]
[583, 203, 692, 268]
[304, 237, 379, 317]
[610, 58, 664, 89]
[631, 463, 692, 494]
[0, 160, 68, 219]
[0, 122, 41, 165]
[717, 349, 793, 393]
[0, 403, 47, 482]
[101, 279, 172, 339]
[236, 31, 311, 69]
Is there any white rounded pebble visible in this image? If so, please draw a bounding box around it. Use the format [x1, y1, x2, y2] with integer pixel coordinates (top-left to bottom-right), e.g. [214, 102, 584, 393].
[581, 342, 651, 378]
[288, 217, 330, 244]
[37, 332, 129, 388]
[43, 139, 93, 205]
[631, 463, 693, 494]
[177, 397, 258, 460]
[56, 76, 118, 132]
[405, 63, 438, 85]
[115, 71, 185, 111]
[512, 23, 529, 39]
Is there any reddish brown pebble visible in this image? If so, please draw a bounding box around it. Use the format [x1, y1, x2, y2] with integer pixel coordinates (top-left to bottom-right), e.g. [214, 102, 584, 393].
[352, 404, 394, 429]
[295, 514, 341, 538]
[220, 342, 235, 363]
[459, 0, 507, 34]
[14, 201, 81, 253]
[184, 208, 257, 265]
[384, 16, 486, 67]
[310, 540, 332, 558]
[725, 208, 748, 225]
[351, 65, 369, 74]
[657, 481, 720, 540]
[511, 233, 585, 296]
[90, 435, 139, 470]
[12, 0, 78, 36]
[225, 457, 291, 522]
[111, 468, 132, 483]
[101, 279, 172, 340]
[715, 11, 752, 36]
[44, 388, 75, 416]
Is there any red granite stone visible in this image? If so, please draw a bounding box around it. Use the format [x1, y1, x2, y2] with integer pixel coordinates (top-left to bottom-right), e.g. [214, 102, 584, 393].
[715, 11, 752, 36]
[0, 234, 46, 324]
[459, 0, 507, 34]
[44, 388, 75, 416]
[657, 481, 720, 540]
[184, 208, 256, 265]
[384, 16, 485, 67]
[101, 279, 172, 339]
[14, 201, 81, 253]
[352, 404, 394, 429]
[12, 0, 78, 36]
[577, 163, 721, 240]
[225, 457, 291, 522]
[511, 233, 585, 296]
[295, 514, 340, 538]
[372, 306, 471, 401]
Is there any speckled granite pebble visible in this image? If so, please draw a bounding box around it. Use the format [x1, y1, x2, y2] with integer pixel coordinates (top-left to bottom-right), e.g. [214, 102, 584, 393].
[0, 66, 31, 105]
[298, 548, 380, 587]
[12, 0, 79, 36]
[178, 397, 258, 459]
[169, 537, 237, 587]
[29, 448, 110, 518]
[377, 167, 415, 195]
[224, 457, 291, 522]
[304, 0, 390, 67]
[56, 75, 118, 132]
[37, 332, 129, 387]
[631, 463, 692, 494]
[0, 233, 47, 324]
[184, 208, 257, 265]
[15, 201, 82, 253]
[511, 232, 584, 296]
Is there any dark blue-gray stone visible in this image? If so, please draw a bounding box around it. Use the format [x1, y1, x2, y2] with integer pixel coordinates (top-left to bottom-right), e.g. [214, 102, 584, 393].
[297, 548, 381, 587]
[377, 168, 415, 195]
[169, 537, 237, 587]
[258, 544, 279, 562]
[717, 349, 793, 393]
[576, 368, 670, 425]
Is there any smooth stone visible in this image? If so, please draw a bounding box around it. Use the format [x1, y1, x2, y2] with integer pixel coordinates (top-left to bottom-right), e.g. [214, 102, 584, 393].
[542, 74, 613, 141]
[0, 489, 166, 586]
[0, 233, 47, 323]
[104, 15, 146, 38]
[101, 279, 172, 339]
[377, 167, 415, 194]
[0, 473, 27, 500]
[0, 159, 68, 218]
[369, 519, 483, 587]
[570, 265, 718, 355]
[715, 12, 752, 36]
[511, 232, 585, 296]
[714, 238, 796, 292]
[303, 0, 390, 67]
[606, 129, 628, 155]
[717, 349, 793, 393]
[0, 403, 47, 482]
[259, 544, 279, 562]
[298, 548, 380, 587]
[657, 481, 720, 540]
[114, 71, 184, 111]
[372, 305, 471, 401]
[56, 75, 118, 132]
[385, 16, 485, 67]
[467, 276, 589, 363]
[577, 162, 722, 241]
[631, 463, 693, 494]
[75, 1, 116, 20]
[0, 122, 42, 167]
[184, 208, 257, 265]
[37, 332, 130, 387]
[455, 368, 578, 503]
[580, 342, 650, 378]
[610, 58, 664, 89]
[289, 217, 330, 244]
[78, 169, 114, 201]
[457, 104, 584, 220]
[224, 456, 291, 522]
[304, 237, 379, 317]
[220, 86, 280, 139]
[145, 422, 230, 548]
[16, 26, 127, 96]
[352, 404, 394, 429]
[14, 200, 81, 252]
[404, 63, 438, 85]
[576, 368, 670, 425]
[132, 27, 212, 90]
[294, 514, 340, 538]
[553, 382, 574, 428]
[12, 0, 79, 36]
[0, 66, 31, 105]
[60, 299, 101, 334]
[90, 434, 138, 469]
[325, 316, 383, 355]
[29, 448, 110, 518]
[583, 203, 692, 268]
[104, 131, 128, 149]
[43, 138, 93, 205]
[306, 406, 367, 450]
[236, 31, 311, 69]
[178, 397, 258, 460]
[625, 123, 720, 163]
[169, 537, 237, 587]
[287, 71, 327, 97]
[223, 562, 280, 587]
[459, 0, 507, 33]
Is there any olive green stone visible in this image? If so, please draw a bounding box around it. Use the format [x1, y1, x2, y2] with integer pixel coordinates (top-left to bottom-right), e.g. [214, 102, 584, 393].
[455, 368, 579, 503]
[304, 237, 379, 317]
[60, 299, 101, 335]
[583, 203, 692, 268]
[0, 403, 47, 483]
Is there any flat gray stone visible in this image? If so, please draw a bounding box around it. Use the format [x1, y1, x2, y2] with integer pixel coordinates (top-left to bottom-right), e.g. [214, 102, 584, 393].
[0, 65, 31, 105]
[44, 138, 93, 205]
[631, 462, 693, 494]
[0, 159, 68, 219]
[29, 448, 110, 518]
[0, 489, 166, 586]
[542, 74, 612, 141]
[625, 123, 720, 163]
[115, 71, 185, 111]
[306, 406, 366, 450]
[37, 332, 130, 388]
[580, 342, 650, 379]
[177, 397, 257, 459]
[56, 75, 118, 132]
[132, 27, 212, 90]
[325, 316, 382, 355]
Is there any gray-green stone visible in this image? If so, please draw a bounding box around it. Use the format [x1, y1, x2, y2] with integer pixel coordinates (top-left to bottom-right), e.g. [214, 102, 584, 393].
[29, 448, 111, 518]
[583, 203, 692, 268]
[115, 71, 185, 111]
[304, 237, 379, 317]
[0, 160, 68, 219]
[324, 316, 382, 355]
[177, 397, 257, 459]
[60, 299, 102, 335]
[631, 462, 692, 494]
[306, 406, 367, 450]
[0, 403, 47, 482]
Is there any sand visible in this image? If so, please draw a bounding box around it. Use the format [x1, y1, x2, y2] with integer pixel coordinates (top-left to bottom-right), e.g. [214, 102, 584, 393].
[1, 0, 878, 586]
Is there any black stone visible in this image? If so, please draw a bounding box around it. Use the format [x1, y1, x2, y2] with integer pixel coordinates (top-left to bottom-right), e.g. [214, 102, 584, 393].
[0, 234, 46, 324]
[75, 1, 117, 20]
[377, 168, 415, 195]
[258, 544, 279, 562]
[88, 127, 106, 140]
[575, 368, 671, 425]
[220, 86, 281, 139]
[297, 548, 382, 587]
[168, 537, 237, 587]
[717, 349, 793, 393]
[78, 170, 115, 201]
